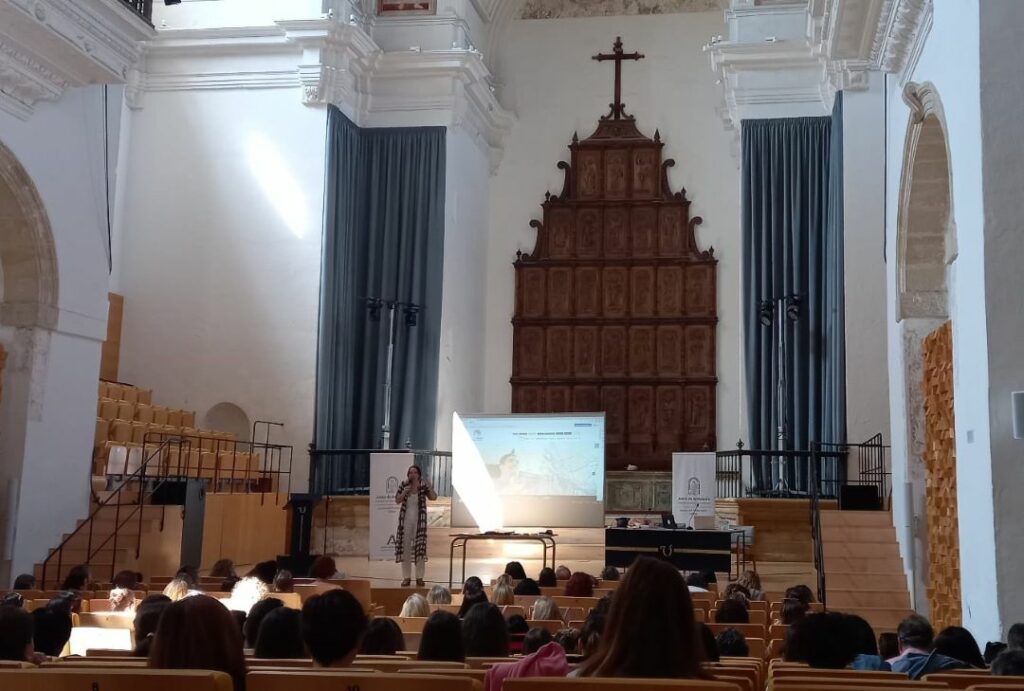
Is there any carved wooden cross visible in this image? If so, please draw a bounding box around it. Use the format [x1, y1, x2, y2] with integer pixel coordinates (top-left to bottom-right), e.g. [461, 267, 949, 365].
[592, 36, 645, 120]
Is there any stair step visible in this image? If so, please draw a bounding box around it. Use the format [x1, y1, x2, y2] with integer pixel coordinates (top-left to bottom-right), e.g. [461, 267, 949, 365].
[820, 526, 897, 543]
[823, 542, 900, 559]
[820, 510, 893, 528]
[826, 588, 911, 609]
[823, 556, 905, 574]
[841, 607, 915, 633]
[825, 572, 908, 590]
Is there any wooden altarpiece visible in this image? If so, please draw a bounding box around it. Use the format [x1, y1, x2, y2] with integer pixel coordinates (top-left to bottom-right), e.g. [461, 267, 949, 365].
[510, 39, 718, 472]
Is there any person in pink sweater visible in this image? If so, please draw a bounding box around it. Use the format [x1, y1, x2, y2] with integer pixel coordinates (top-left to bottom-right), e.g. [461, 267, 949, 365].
[484, 641, 570, 691]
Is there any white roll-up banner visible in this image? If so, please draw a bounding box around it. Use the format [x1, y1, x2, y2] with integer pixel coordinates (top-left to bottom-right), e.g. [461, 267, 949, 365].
[369, 453, 413, 561]
[672, 452, 717, 527]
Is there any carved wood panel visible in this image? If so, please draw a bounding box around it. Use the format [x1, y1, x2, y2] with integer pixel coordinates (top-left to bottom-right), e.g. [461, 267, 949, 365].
[511, 95, 718, 471]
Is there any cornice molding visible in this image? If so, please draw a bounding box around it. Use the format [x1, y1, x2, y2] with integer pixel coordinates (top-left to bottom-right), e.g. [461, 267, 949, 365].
[0, 0, 154, 119]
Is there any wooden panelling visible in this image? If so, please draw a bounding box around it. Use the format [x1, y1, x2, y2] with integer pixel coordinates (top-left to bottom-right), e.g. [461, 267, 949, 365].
[922, 321, 960, 629]
[100, 293, 124, 382]
[512, 86, 717, 471]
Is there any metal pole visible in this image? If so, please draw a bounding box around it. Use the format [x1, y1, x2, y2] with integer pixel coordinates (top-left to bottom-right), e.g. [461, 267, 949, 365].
[775, 297, 790, 494]
[380, 302, 397, 449]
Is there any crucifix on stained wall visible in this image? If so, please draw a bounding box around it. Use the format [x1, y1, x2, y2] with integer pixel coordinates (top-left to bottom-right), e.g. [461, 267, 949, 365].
[592, 36, 645, 120]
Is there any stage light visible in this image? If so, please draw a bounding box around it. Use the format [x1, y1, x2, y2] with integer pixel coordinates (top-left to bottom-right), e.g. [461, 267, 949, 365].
[785, 295, 801, 321]
[451, 413, 504, 531]
[403, 305, 420, 327]
[758, 300, 774, 327]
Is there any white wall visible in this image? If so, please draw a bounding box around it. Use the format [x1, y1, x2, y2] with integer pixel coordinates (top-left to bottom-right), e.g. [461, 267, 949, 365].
[113, 86, 327, 493]
[885, 0, 999, 637]
[435, 127, 491, 449]
[484, 12, 745, 451]
[0, 86, 113, 582]
[152, 0, 324, 29]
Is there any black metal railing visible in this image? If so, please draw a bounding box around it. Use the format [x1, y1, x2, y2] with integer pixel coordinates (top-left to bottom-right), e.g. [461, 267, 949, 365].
[715, 444, 848, 498]
[309, 448, 453, 497]
[809, 442, 827, 607]
[119, 0, 153, 22]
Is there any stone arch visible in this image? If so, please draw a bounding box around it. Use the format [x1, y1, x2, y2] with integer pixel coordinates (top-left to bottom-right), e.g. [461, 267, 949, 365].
[0, 140, 58, 329]
[203, 401, 252, 442]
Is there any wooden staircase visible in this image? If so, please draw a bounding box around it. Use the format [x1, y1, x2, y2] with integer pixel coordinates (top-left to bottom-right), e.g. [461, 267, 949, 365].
[820, 508, 914, 633]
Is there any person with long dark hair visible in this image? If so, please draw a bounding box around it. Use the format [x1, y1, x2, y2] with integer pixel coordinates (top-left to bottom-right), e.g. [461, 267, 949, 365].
[575, 556, 709, 679]
[418, 610, 465, 662]
[462, 603, 509, 657]
[148, 595, 247, 691]
[395, 464, 437, 587]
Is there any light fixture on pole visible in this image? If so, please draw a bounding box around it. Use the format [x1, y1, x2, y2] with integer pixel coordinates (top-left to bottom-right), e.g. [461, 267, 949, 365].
[364, 296, 424, 450]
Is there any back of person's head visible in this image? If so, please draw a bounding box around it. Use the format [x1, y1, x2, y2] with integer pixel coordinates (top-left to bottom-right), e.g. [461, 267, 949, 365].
[32, 606, 72, 657]
[12, 574, 36, 591]
[418, 610, 464, 662]
[175, 566, 199, 588]
[462, 576, 484, 598]
[594, 594, 613, 616]
[934, 626, 985, 668]
[494, 573, 513, 588]
[580, 612, 606, 658]
[247, 561, 278, 585]
[462, 603, 509, 657]
[426, 585, 451, 605]
[504, 561, 528, 581]
[842, 614, 878, 657]
[47, 591, 81, 616]
[780, 598, 809, 625]
[700, 569, 717, 585]
[309, 556, 337, 580]
[564, 572, 594, 597]
[163, 578, 191, 602]
[60, 565, 90, 591]
[273, 570, 294, 594]
[506, 614, 529, 636]
[736, 570, 762, 594]
[553, 628, 580, 654]
[993, 649, 1024, 676]
[210, 559, 237, 579]
[112, 570, 140, 590]
[577, 556, 705, 679]
[878, 632, 900, 660]
[254, 606, 304, 659]
[230, 576, 269, 615]
[456, 589, 488, 619]
[0, 606, 33, 661]
[523, 627, 553, 655]
[400, 593, 430, 618]
[716, 628, 749, 657]
[359, 616, 405, 656]
[513, 578, 541, 596]
[133, 596, 171, 657]
[243, 598, 284, 649]
[148, 594, 246, 690]
[714, 598, 749, 624]
[986, 641, 1009, 665]
[555, 566, 572, 581]
[722, 583, 751, 601]
[1008, 623, 1024, 650]
[301, 589, 368, 667]
[600, 566, 620, 582]
[897, 614, 934, 652]
[532, 596, 561, 623]
[685, 572, 708, 590]
[109, 587, 136, 612]
[2, 593, 24, 608]
[784, 584, 814, 605]
[698, 623, 719, 662]
[492, 583, 515, 607]
[538, 568, 557, 587]
[787, 612, 855, 668]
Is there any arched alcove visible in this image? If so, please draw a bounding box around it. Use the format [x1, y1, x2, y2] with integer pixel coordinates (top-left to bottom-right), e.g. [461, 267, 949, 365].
[203, 402, 252, 442]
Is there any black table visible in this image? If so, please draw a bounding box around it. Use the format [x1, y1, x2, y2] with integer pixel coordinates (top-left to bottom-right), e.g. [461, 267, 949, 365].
[448, 532, 557, 588]
[605, 528, 733, 573]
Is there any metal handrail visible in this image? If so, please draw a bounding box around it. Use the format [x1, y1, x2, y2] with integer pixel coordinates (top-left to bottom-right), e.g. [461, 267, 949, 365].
[809, 441, 827, 608]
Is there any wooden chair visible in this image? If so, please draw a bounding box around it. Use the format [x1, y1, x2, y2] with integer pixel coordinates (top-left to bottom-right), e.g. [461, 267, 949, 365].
[527, 619, 567, 634]
[706, 664, 758, 691]
[247, 671, 477, 691]
[0, 662, 35, 669]
[274, 592, 302, 609]
[772, 682, 945, 691]
[706, 623, 766, 640]
[768, 624, 788, 639]
[69, 628, 133, 656]
[465, 657, 515, 669]
[391, 616, 428, 634]
[429, 604, 461, 614]
[41, 660, 147, 668]
[247, 659, 315, 669]
[924, 672, 1024, 689]
[967, 685, 1024, 691]
[503, 605, 527, 618]
[0, 668, 232, 691]
[397, 668, 487, 683]
[341, 660, 467, 673]
[77, 613, 134, 629]
[503, 679, 742, 689]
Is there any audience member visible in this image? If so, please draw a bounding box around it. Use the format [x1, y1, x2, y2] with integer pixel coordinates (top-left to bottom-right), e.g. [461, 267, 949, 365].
[878, 632, 900, 660]
[576, 556, 709, 679]
[700, 569, 717, 586]
[243, 598, 284, 649]
[109, 587, 136, 612]
[494, 573, 514, 588]
[463, 603, 509, 657]
[31, 606, 72, 657]
[309, 556, 338, 581]
[112, 570, 141, 590]
[12, 574, 36, 591]
[418, 610, 464, 662]
[735, 570, 764, 601]
[564, 572, 594, 598]
[934, 625, 986, 668]
[162, 578, 192, 602]
[60, 565, 91, 592]
[229, 577, 269, 615]
[505, 561, 528, 581]
[132, 595, 171, 657]
[273, 570, 294, 594]
[722, 583, 751, 602]
[553, 628, 580, 655]
[47, 591, 82, 615]
[600, 566, 620, 582]
[685, 572, 709, 593]
[523, 628, 554, 655]
[230, 610, 247, 637]
[254, 607, 304, 659]
[992, 649, 1024, 676]
[492, 583, 515, 607]
[0, 606, 34, 662]
[786, 612, 855, 669]
[715, 628, 749, 657]
[889, 614, 966, 678]
[485, 641, 569, 691]
[175, 566, 200, 588]
[777, 598, 810, 626]
[209, 559, 237, 580]
[457, 577, 488, 618]
[1008, 623, 1024, 650]
[247, 561, 278, 586]
[985, 641, 1008, 665]
[507, 615, 530, 637]
[300, 589, 368, 668]
[537, 568, 557, 587]
[532, 596, 563, 623]
[555, 566, 572, 581]
[426, 585, 451, 604]
[844, 614, 890, 671]
[514, 578, 541, 596]
[579, 612, 606, 658]
[148, 594, 247, 691]
[359, 617, 405, 656]
[400, 593, 430, 618]
[714, 598, 749, 624]
[784, 585, 814, 605]
[698, 623, 719, 662]
[2, 593, 24, 608]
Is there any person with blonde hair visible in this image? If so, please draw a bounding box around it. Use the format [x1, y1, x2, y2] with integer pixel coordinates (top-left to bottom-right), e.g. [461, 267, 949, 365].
[400, 593, 430, 618]
[735, 570, 764, 601]
[492, 582, 515, 607]
[532, 596, 563, 623]
[494, 573, 514, 587]
[426, 585, 451, 605]
[227, 576, 268, 615]
[162, 578, 191, 602]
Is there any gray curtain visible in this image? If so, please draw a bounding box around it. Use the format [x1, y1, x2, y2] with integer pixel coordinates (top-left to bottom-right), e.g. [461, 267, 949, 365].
[742, 93, 846, 494]
[314, 107, 446, 492]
